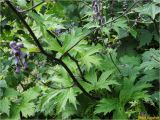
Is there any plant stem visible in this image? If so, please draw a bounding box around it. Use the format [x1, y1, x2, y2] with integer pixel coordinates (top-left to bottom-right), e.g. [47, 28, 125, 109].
[6, 0, 99, 100]
[109, 53, 121, 74]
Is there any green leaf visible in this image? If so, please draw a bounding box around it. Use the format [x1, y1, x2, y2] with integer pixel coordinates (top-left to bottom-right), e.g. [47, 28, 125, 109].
[138, 29, 153, 47]
[20, 37, 40, 53]
[20, 102, 35, 118]
[134, 3, 160, 19]
[119, 55, 141, 66]
[57, 88, 77, 112]
[0, 97, 11, 116]
[28, 12, 62, 52]
[62, 28, 90, 53]
[0, 80, 7, 88]
[153, 0, 160, 4]
[140, 69, 159, 82]
[113, 105, 127, 119]
[22, 86, 41, 102]
[80, 45, 102, 71]
[4, 88, 19, 98]
[129, 28, 137, 38]
[17, 0, 27, 7]
[95, 98, 118, 115]
[141, 49, 160, 71]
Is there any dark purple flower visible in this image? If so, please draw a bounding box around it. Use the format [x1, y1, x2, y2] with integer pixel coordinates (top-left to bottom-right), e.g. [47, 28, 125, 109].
[15, 65, 20, 74]
[9, 41, 16, 48]
[15, 57, 19, 65]
[12, 48, 21, 56]
[23, 61, 28, 70]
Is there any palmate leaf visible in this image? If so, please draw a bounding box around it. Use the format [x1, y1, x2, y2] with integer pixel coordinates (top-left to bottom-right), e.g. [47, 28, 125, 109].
[119, 74, 152, 106]
[28, 12, 62, 52]
[0, 97, 11, 116]
[22, 86, 41, 102]
[9, 86, 41, 119]
[61, 104, 77, 119]
[38, 88, 77, 115]
[38, 89, 61, 115]
[61, 27, 90, 53]
[94, 98, 118, 115]
[85, 69, 118, 91]
[56, 88, 77, 113]
[10, 101, 36, 119]
[80, 44, 102, 71]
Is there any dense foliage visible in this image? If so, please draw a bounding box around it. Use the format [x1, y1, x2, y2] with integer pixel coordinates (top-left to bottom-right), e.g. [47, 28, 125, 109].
[0, 0, 159, 119]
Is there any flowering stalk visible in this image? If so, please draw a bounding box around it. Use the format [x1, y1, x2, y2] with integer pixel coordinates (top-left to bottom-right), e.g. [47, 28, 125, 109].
[92, 0, 105, 26]
[10, 41, 28, 73]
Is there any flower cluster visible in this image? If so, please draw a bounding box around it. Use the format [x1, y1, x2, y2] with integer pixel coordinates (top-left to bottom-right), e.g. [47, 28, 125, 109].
[9, 41, 28, 73]
[92, 0, 105, 26]
[123, 0, 127, 11]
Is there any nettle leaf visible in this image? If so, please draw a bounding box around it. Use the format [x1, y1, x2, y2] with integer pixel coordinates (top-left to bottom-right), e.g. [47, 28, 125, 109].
[119, 55, 141, 66]
[95, 98, 118, 115]
[138, 29, 153, 47]
[0, 97, 11, 116]
[119, 55, 141, 77]
[113, 18, 129, 39]
[134, 3, 160, 19]
[141, 49, 160, 71]
[20, 102, 35, 118]
[4, 88, 19, 98]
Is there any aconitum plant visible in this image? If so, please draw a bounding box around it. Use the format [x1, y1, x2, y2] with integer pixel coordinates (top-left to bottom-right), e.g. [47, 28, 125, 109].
[10, 41, 28, 73]
[92, 0, 105, 26]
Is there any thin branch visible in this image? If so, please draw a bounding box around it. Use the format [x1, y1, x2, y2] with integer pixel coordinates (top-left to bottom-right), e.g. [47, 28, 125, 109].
[19, 0, 45, 13]
[109, 53, 121, 74]
[47, 30, 91, 84]
[103, 0, 140, 26]
[6, 0, 99, 100]
[68, 54, 91, 84]
[60, 29, 95, 59]
[41, 82, 75, 90]
[59, 1, 140, 60]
